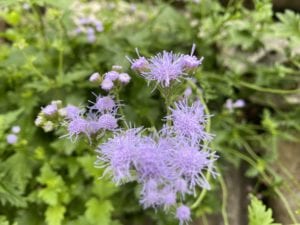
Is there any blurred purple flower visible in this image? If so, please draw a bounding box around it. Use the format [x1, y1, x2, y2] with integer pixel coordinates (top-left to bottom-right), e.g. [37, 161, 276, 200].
[176, 205, 191, 225]
[91, 95, 116, 112]
[105, 71, 119, 81]
[42, 103, 58, 116]
[118, 73, 131, 84]
[12, 126, 21, 134]
[6, 134, 18, 144]
[101, 79, 114, 91]
[98, 114, 118, 130]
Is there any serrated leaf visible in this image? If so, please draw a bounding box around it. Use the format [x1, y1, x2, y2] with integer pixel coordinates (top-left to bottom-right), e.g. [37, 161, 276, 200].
[4, 152, 33, 192]
[45, 205, 66, 225]
[248, 195, 281, 225]
[85, 198, 113, 225]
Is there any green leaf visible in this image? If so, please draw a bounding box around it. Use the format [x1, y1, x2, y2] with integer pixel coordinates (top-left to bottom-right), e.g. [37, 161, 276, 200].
[248, 195, 281, 225]
[85, 198, 113, 225]
[45, 205, 66, 225]
[0, 109, 23, 139]
[3, 152, 33, 192]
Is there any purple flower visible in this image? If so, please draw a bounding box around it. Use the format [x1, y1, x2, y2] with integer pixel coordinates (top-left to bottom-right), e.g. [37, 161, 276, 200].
[97, 128, 143, 184]
[183, 87, 192, 97]
[176, 205, 191, 225]
[130, 56, 149, 72]
[98, 114, 118, 130]
[64, 105, 82, 120]
[91, 96, 116, 112]
[89, 72, 101, 83]
[42, 104, 57, 116]
[169, 141, 213, 190]
[6, 134, 18, 144]
[105, 71, 119, 81]
[101, 79, 114, 91]
[118, 73, 131, 84]
[180, 45, 204, 71]
[167, 99, 211, 142]
[141, 51, 185, 87]
[12, 126, 21, 134]
[67, 117, 88, 141]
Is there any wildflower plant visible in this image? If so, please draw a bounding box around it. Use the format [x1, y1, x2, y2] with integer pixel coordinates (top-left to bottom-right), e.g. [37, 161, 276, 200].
[35, 46, 217, 224]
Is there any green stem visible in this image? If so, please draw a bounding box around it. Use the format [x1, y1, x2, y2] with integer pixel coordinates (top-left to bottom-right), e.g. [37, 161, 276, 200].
[238, 81, 300, 94]
[218, 168, 229, 225]
[188, 80, 212, 209]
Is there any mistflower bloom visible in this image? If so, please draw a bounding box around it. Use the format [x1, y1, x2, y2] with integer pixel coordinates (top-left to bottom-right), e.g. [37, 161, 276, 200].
[91, 96, 116, 112]
[176, 205, 191, 225]
[167, 99, 211, 142]
[12, 126, 21, 134]
[64, 105, 82, 120]
[42, 103, 58, 116]
[6, 134, 18, 144]
[130, 56, 149, 72]
[141, 51, 185, 87]
[118, 73, 131, 84]
[98, 114, 118, 130]
[101, 79, 114, 91]
[67, 117, 88, 141]
[89, 72, 101, 83]
[180, 45, 204, 71]
[105, 71, 119, 81]
[169, 142, 214, 190]
[97, 128, 143, 184]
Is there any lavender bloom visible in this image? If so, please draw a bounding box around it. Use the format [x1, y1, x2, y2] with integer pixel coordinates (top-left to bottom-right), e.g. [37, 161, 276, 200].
[97, 128, 143, 184]
[105, 71, 119, 81]
[166, 99, 210, 142]
[98, 114, 118, 130]
[176, 205, 191, 225]
[141, 51, 185, 87]
[92, 96, 116, 112]
[180, 45, 204, 71]
[234, 99, 246, 108]
[42, 103, 57, 116]
[64, 105, 82, 120]
[6, 134, 18, 144]
[94, 21, 104, 32]
[89, 72, 101, 83]
[67, 117, 88, 141]
[130, 56, 149, 72]
[169, 142, 213, 190]
[12, 126, 21, 134]
[101, 79, 114, 91]
[118, 73, 131, 84]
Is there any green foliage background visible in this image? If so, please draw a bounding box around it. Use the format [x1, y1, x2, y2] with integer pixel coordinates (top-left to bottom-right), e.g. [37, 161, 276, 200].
[0, 0, 299, 224]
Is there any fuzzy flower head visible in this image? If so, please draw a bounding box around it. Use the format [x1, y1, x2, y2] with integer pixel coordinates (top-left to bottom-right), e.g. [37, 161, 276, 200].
[180, 44, 204, 71]
[170, 142, 213, 190]
[64, 105, 82, 120]
[167, 99, 210, 142]
[176, 205, 191, 225]
[97, 128, 143, 184]
[67, 117, 88, 141]
[101, 79, 114, 91]
[12, 126, 21, 134]
[105, 71, 119, 81]
[118, 73, 131, 84]
[141, 51, 185, 87]
[42, 103, 57, 116]
[98, 113, 118, 130]
[89, 72, 101, 83]
[91, 95, 116, 112]
[130, 56, 149, 72]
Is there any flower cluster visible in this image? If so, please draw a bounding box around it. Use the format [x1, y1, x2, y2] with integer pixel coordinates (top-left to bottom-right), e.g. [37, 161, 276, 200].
[72, 17, 103, 43]
[97, 99, 217, 224]
[129, 45, 203, 87]
[35, 100, 64, 132]
[6, 125, 21, 145]
[89, 66, 131, 91]
[225, 99, 245, 112]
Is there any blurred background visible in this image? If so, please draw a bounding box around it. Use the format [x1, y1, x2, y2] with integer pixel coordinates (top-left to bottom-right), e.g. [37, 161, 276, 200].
[0, 0, 299, 225]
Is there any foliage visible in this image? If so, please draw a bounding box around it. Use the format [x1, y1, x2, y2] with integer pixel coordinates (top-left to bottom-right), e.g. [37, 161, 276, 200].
[0, 0, 299, 224]
[248, 195, 281, 225]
